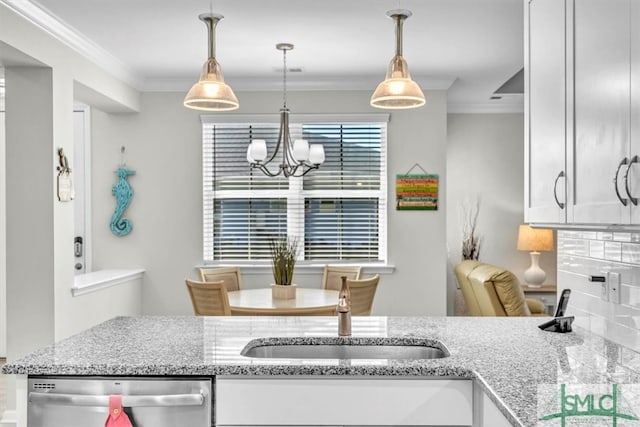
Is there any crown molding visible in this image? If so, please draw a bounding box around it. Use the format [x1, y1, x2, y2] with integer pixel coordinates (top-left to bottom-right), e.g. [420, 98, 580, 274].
[447, 101, 524, 114]
[1, 0, 143, 88]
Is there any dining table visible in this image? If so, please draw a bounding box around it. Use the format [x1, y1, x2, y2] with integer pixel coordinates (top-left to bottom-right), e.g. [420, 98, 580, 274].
[227, 287, 340, 316]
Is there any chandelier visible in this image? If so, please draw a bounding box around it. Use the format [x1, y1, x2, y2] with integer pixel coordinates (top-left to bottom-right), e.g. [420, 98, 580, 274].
[184, 13, 239, 111]
[370, 9, 425, 109]
[246, 43, 325, 177]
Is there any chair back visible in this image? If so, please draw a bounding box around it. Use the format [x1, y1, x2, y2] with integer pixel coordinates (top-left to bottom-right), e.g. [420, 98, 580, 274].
[455, 261, 532, 316]
[185, 278, 232, 316]
[346, 275, 380, 315]
[322, 265, 362, 291]
[198, 267, 243, 292]
[454, 260, 482, 316]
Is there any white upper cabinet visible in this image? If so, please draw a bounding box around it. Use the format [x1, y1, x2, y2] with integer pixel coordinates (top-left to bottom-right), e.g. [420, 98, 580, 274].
[526, 0, 640, 226]
[629, 1, 640, 223]
[572, 0, 630, 224]
[525, 0, 567, 224]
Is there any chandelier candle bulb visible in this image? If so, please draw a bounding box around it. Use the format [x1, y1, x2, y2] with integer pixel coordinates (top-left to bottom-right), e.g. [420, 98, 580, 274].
[293, 140, 310, 162]
[248, 140, 268, 163]
[309, 144, 325, 165]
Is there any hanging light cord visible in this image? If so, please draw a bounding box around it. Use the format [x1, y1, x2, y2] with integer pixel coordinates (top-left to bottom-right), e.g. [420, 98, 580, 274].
[282, 48, 288, 109]
[394, 14, 404, 56]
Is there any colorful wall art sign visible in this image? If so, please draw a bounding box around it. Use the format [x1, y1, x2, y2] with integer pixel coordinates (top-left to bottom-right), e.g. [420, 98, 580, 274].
[396, 174, 439, 210]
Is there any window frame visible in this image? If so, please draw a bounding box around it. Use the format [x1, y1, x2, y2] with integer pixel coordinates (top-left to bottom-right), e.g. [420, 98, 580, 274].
[201, 113, 389, 265]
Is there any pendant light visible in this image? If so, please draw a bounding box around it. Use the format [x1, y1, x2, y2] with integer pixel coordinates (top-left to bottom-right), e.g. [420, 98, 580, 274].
[246, 43, 325, 177]
[370, 9, 425, 109]
[184, 13, 239, 111]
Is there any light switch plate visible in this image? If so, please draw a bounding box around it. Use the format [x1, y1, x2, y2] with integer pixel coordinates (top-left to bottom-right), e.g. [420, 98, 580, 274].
[601, 272, 609, 302]
[609, 272, 621, 304]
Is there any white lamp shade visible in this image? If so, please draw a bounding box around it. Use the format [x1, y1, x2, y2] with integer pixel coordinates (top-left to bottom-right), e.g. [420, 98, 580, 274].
[249, 140, 268, 162]
[309, 144, 325, 165]
[292, 140, 310, 162]
[246, 145, 254, 163]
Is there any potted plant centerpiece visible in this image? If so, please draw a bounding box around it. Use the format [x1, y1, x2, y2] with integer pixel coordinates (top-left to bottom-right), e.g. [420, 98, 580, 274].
[269, 235, 298, 299]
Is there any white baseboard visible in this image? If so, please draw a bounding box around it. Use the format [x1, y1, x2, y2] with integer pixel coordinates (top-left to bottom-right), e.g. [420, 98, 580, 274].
[0, 409, 17, 427]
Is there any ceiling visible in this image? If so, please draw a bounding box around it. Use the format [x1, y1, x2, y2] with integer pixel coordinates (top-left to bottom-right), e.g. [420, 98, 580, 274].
[13, 0, 524, 111]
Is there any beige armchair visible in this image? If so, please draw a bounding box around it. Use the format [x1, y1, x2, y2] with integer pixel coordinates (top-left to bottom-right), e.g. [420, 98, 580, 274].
[454, 260, 547, 316]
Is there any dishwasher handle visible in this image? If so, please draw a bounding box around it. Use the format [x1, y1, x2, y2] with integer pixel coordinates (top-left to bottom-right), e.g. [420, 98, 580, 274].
[28, 391, 205, 407]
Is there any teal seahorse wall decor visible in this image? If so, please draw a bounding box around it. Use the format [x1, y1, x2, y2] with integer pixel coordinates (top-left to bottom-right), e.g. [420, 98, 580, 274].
[110, 167, 136, 236]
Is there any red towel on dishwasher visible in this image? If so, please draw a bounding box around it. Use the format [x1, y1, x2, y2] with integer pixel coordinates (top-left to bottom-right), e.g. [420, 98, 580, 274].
[105, 395, 133, 427]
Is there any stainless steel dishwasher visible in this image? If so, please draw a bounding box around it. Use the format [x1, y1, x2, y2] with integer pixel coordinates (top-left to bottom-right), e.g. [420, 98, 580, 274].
[27, 377, 211, 427]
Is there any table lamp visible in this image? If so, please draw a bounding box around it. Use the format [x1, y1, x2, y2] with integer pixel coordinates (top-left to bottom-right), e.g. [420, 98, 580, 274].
[517, 224, 554, 288]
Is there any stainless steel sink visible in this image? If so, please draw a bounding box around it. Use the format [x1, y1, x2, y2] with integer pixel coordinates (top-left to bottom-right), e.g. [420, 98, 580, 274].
[241, 338, 449, 360]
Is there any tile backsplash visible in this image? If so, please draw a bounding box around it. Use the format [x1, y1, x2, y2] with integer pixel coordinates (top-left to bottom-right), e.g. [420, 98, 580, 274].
[559, 230, 640, 353]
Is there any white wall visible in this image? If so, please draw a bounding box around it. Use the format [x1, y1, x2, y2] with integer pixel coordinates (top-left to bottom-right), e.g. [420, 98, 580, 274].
[446, 113, 557, 314]
[0, 7, 142, 424]
[0, 83, 5, 358]
[90, 90, 448, 316]
[0, 1, 142, 349]
[558, 230, 640, 353]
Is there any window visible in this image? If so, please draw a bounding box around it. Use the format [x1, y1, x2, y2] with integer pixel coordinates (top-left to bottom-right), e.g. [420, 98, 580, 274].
[202, 114, 388, 263]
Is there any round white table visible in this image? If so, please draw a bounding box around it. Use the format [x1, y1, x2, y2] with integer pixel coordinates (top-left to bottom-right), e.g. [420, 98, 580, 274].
[228, 288, 339, 315]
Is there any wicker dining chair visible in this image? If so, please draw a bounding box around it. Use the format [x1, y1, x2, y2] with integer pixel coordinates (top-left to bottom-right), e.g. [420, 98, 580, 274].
[185, 278, 232, 316]
[346, 275, 380, 316]
[321, 265, 362, 291]
[198, 266, 243, 292]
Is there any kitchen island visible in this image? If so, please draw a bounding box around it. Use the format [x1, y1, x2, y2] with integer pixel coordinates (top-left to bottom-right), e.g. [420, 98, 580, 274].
[4, 315, 640, 426]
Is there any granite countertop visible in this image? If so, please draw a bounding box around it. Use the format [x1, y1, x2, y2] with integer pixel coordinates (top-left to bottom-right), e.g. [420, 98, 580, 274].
[4, 315, 640, 427]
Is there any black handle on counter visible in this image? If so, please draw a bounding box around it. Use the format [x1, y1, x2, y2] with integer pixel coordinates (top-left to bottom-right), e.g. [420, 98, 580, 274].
[588, 275, 606, 282]
[538, 316, 574, 333]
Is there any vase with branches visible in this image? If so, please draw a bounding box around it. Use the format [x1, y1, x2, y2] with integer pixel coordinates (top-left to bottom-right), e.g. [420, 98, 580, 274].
[269, 236, 299, 299]
[460, 197, 482, 261]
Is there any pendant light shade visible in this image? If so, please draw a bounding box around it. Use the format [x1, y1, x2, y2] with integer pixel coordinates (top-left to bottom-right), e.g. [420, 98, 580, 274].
[184, 13, 239, 111]
[371, 9, 425, 109]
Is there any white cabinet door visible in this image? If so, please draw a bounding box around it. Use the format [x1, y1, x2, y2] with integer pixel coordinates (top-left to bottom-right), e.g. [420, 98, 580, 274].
[629, 1, 640, 223]
[216, 377, 473, 426]
[572, 0, 631, 224]
[525, 0, 567, 224]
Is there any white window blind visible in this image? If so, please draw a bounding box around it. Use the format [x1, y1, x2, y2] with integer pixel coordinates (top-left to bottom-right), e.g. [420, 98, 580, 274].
[202, 114, 388, 263]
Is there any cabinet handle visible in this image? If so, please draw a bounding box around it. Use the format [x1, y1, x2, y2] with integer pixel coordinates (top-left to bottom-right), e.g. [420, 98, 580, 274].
[553, 171, 565, 209]
[614, 157, 629, 206]
[29, 391, 206, 407]
[624, 155, 639, 206]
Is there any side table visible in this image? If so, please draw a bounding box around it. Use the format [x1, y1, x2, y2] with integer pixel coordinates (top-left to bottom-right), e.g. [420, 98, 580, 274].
[522, 284, 557, 315]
